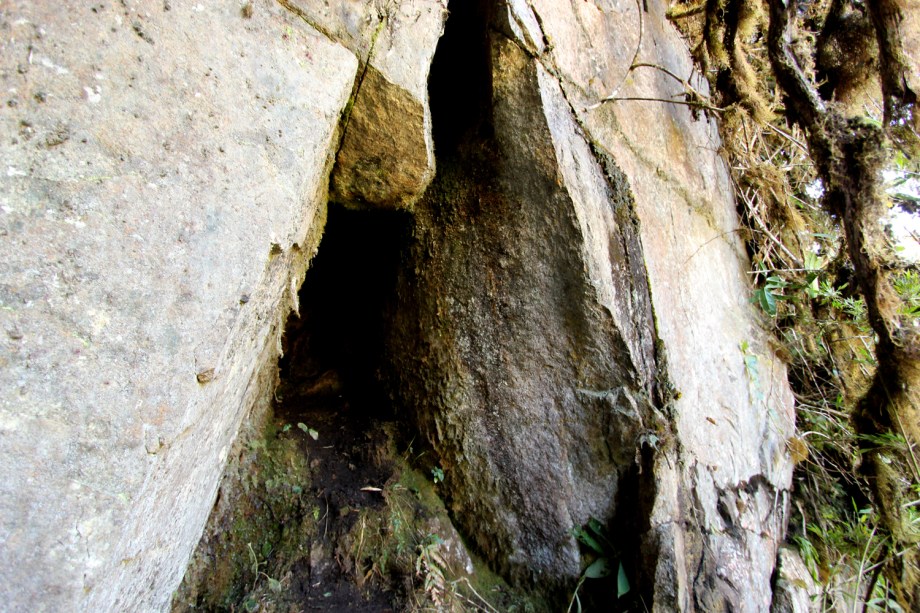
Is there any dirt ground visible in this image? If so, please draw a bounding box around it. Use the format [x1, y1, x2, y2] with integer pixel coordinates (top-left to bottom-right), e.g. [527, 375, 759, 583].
[271, 385, 399, 612]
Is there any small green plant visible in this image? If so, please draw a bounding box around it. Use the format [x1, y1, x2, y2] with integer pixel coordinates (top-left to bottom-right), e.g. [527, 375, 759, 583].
[245, 541, 283, 599]
[740, 340, 758, 379]
[297, 422, 318, 440]
[752, 274, 790, 317]
[431, 466, 444, 484]
[416, 534, 449, 605]
[740, 340, 766, 401]
[567, 518, 629, 613]
[893, 269, 920, 319]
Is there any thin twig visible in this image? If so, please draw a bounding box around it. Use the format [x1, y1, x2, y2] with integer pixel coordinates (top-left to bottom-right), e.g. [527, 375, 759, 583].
[593, 96, 724, 112]
[630, 62, 711, 102]
[852, 522, 879, 613]
[585, 0, 644, 109]
[735, 181, 804, 267]
[766, 122, 810, 154]
[453, 577, 500, 613]
[683, 228, 745, 264]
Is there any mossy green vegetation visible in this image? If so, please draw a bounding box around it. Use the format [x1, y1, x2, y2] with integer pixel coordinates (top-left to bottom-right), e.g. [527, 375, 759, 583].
[174, 410, 546, 612]
[172, 418, 315, 612]
[338, 461, 547, 612]
[669, 1, 920, 608]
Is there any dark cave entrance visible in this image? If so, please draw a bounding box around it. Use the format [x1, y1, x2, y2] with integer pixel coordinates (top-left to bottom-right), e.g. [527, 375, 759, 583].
[276, 204, 411, 421]
[263, 204, 415, 609]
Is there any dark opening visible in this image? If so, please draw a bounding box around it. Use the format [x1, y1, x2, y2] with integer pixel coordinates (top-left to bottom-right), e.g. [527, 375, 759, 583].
[268, 204, 412, 608]
[278, 204, 411, 418]
[428, 0, 495, 155]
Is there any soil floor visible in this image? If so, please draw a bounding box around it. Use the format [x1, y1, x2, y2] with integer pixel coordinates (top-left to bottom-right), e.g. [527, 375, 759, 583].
[273, 381, 400, 612]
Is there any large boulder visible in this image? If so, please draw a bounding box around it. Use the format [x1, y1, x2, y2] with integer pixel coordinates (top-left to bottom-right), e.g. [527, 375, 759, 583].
[387, 0, 794, 608]
[0, 1, 356, 610]
[278, 0, 449, 209]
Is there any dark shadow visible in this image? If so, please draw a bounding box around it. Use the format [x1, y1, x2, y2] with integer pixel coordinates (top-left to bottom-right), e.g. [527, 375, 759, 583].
[429, 0, 495, 155]
[278, 204, 411, 418]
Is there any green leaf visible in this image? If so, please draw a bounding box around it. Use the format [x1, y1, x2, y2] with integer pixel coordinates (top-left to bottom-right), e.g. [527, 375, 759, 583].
[268, 577, 282, 593]
[282, 424, 291, 432]
[584, 557, 611, 579]
[297, 423, 319, 440]
[806, 276, 819, 299]
[804, 251, 823, 271]
[617, 562, 630, 598]
[765, 275, 787, 290]
[572, 527, 605, 555]
[586, 517, 605, 537]
[754, 288, 777, 316]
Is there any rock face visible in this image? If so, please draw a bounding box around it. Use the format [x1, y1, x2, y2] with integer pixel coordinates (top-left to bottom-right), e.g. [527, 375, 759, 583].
[0, 0, 793, 611]
[387, 2, 660, 590]
[277, 0, 448, 209]
[771, 546, 819, 613]
[388, 0, 794, 608]
[533, 1, 795, 608]
[0, 1, 357, 611]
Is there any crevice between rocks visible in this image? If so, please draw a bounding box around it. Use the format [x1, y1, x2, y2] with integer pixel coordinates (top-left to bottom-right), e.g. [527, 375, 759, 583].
[428, 0, 495, 156]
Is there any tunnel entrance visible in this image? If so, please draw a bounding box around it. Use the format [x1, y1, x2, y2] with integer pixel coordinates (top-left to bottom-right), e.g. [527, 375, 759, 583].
[269, 203, 411, 606]
[177, 4, 556, 610]
[276, 204, 410, 420]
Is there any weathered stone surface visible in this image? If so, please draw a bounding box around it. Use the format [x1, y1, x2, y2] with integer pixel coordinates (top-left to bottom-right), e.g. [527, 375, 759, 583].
[281, 0, 446, 101]
[527, 0, 796, 608]
[388, 0, 794, 607]
[0, 1, 356, 610]
[423, 516, 475, 576]
[331, 65, 434, 209]
[387, 7, 660, 592]
[281, 0, 447, 209]
[771, 546, 819, 613]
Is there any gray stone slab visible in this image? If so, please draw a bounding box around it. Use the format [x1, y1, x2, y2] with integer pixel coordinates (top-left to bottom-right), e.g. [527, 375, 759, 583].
[0, 1, 357, 610]
[507, 0, 796, 608]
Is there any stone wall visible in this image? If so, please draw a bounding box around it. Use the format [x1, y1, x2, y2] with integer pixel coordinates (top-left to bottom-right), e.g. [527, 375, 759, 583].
[388, 0, 794, 608]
